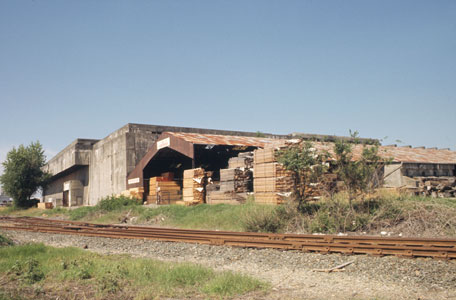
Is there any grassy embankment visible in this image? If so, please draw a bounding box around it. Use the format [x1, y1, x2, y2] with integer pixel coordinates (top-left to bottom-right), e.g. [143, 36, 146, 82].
[0, 235, 267, 300]
[2, 191, 456, 237]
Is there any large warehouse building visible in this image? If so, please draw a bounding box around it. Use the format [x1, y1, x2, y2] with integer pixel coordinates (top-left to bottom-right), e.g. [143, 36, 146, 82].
[43, 123, 456, 207]
[42, 123, 287, 206]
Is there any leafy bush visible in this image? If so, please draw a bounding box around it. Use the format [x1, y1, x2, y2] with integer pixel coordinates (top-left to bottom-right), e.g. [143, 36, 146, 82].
[10, 258, 44, 284]
[68, 196, 141, 220]
[241, 205, 288, 233]
[97, 195, 141, 212]
[69, 206, 96, 220]
[0, 234, 13, 247]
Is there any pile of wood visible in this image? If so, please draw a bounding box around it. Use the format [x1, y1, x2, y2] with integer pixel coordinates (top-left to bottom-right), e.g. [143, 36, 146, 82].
[182, 168, 207, 205]
[147, 174, 181, 205]
[412, 177, 456, 198]
[220, 168, 252, 193]
[228, 152, 254, 169]
[120, 187, 144, 200]
[253, 148, 294, 204]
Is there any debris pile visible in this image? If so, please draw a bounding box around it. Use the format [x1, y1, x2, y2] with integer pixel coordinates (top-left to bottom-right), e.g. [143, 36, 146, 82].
[414, 177, 456, 198]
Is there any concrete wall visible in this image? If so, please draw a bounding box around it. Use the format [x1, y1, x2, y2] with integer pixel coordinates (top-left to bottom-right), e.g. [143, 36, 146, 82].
[43, 139, 98, 176]
[43, 166, 89, 205]
[383, 163, 456, 188]
[88, 126, 129, 205]
[383, 163, 403, 187]
[402, 163, 455, 177]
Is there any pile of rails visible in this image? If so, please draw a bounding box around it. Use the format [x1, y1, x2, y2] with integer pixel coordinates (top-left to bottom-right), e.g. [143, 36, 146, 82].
[147, 173, 181, 205]
[181, 168, 207, 205]
[207, 153, 254, 205]
[253, 148, 294, 204]
[413, 177, 456, 198]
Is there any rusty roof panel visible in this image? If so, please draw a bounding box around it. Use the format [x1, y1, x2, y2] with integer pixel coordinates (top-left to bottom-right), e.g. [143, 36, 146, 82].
[164, 132, 281, 148]
[165, 132, 456, 164]
[266, 140, 456, 164]
[314, 143, 456, 164]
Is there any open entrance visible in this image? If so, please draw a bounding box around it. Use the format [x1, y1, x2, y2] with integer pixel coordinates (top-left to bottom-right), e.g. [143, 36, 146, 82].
[62, 191, 69, 207]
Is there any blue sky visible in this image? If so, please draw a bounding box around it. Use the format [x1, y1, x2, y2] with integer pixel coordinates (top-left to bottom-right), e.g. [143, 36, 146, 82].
[1, 0, 455, 181]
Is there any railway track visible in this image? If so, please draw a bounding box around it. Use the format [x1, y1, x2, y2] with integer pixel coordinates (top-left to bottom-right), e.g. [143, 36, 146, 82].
[1, 216, 455, 259]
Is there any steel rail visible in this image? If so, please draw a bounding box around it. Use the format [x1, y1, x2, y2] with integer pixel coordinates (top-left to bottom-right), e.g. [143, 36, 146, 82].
[1, 217, 455, 259]
[2, 216, 454, 246]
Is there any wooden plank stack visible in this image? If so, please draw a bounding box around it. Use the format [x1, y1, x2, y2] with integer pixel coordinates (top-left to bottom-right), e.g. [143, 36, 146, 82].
[182, 168, 207, 205]
[120, 187, 144, 200]
[220, 168, 252, 193]
[412, 176, 456, 198]
[207, 152, 255, 205]
[228, 152, 254, 169]
[147, 175, 181, 205]
[253, 148, 294, 205]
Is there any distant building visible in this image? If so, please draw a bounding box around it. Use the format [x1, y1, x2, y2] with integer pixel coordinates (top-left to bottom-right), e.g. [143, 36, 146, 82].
[0, 193, 12, 206]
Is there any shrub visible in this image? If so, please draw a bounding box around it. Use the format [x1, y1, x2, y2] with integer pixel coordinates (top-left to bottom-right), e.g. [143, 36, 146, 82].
[10, 258, 44, 284]
[97, 195, 141, 212]
[241, 205, 286, 233]
[0, 234, 13, 247]
[69, 206, 96, 220]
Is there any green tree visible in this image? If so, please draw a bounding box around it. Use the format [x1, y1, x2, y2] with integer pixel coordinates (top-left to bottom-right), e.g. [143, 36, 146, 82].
[0, 141, 51, 208]
[333, 131, 388, 207]
[276, 141, 329, 207]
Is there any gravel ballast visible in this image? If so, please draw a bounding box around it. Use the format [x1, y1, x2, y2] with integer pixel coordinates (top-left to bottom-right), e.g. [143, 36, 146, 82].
[3, 230, 456, 300]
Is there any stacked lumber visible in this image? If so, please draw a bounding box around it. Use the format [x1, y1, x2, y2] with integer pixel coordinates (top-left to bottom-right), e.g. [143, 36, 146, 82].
[253, 148, 294, 205]
[413, 177, 456, 198]
[206, 191, 247, 205]
[182, 168, 207, 205]
[220, 168, 253, 193]
[147, 175, 181, 205]
[228, 152, 254, 169]
[120, 187, 144, 200]
[37, 202, 54, 209]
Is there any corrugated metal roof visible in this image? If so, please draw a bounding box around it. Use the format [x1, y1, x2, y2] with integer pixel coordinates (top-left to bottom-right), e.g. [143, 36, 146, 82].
[378, 146, 456, 164]
[164, 132, 281, 148]
[267, 140, 456, 164]
[165, 132, 456, 164]
[316, 143, 456, 164]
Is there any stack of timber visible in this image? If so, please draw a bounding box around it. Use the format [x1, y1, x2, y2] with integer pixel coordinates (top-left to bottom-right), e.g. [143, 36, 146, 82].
[253, 148, 294, 204]
[120, 187, 144, 200]
[147, 175, 181, 205]
[410, 176, 456, 198]
[37, 202, 54, 209]
[220, 168, 252, 193]
[207, 167, 252, 205]
[181, 168, 207, 205]
[228, 152, 254, 169]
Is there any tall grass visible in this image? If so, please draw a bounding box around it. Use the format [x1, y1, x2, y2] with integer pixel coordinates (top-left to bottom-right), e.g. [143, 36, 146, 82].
[0, 243, 267, 298]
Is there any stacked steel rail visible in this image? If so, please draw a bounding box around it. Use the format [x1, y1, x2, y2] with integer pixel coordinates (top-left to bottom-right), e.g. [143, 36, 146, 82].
[1, 216, 455, 259]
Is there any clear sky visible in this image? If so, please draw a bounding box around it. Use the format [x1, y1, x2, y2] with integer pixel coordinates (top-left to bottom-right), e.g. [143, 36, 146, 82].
[1, 0, 455, 184]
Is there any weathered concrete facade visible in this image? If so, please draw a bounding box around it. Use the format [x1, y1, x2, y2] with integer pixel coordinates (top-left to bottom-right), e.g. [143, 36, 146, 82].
[43, 123, 286, 206]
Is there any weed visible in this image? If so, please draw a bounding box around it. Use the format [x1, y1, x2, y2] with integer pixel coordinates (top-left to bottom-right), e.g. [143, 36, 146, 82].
[97, 272, 121, 294]
[0, 234, 13, 247]
[10, 258, 44, 284]
[240, 204, 286, 233]
[202, 271, 267, 297]
[97, 195, 141, 212]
